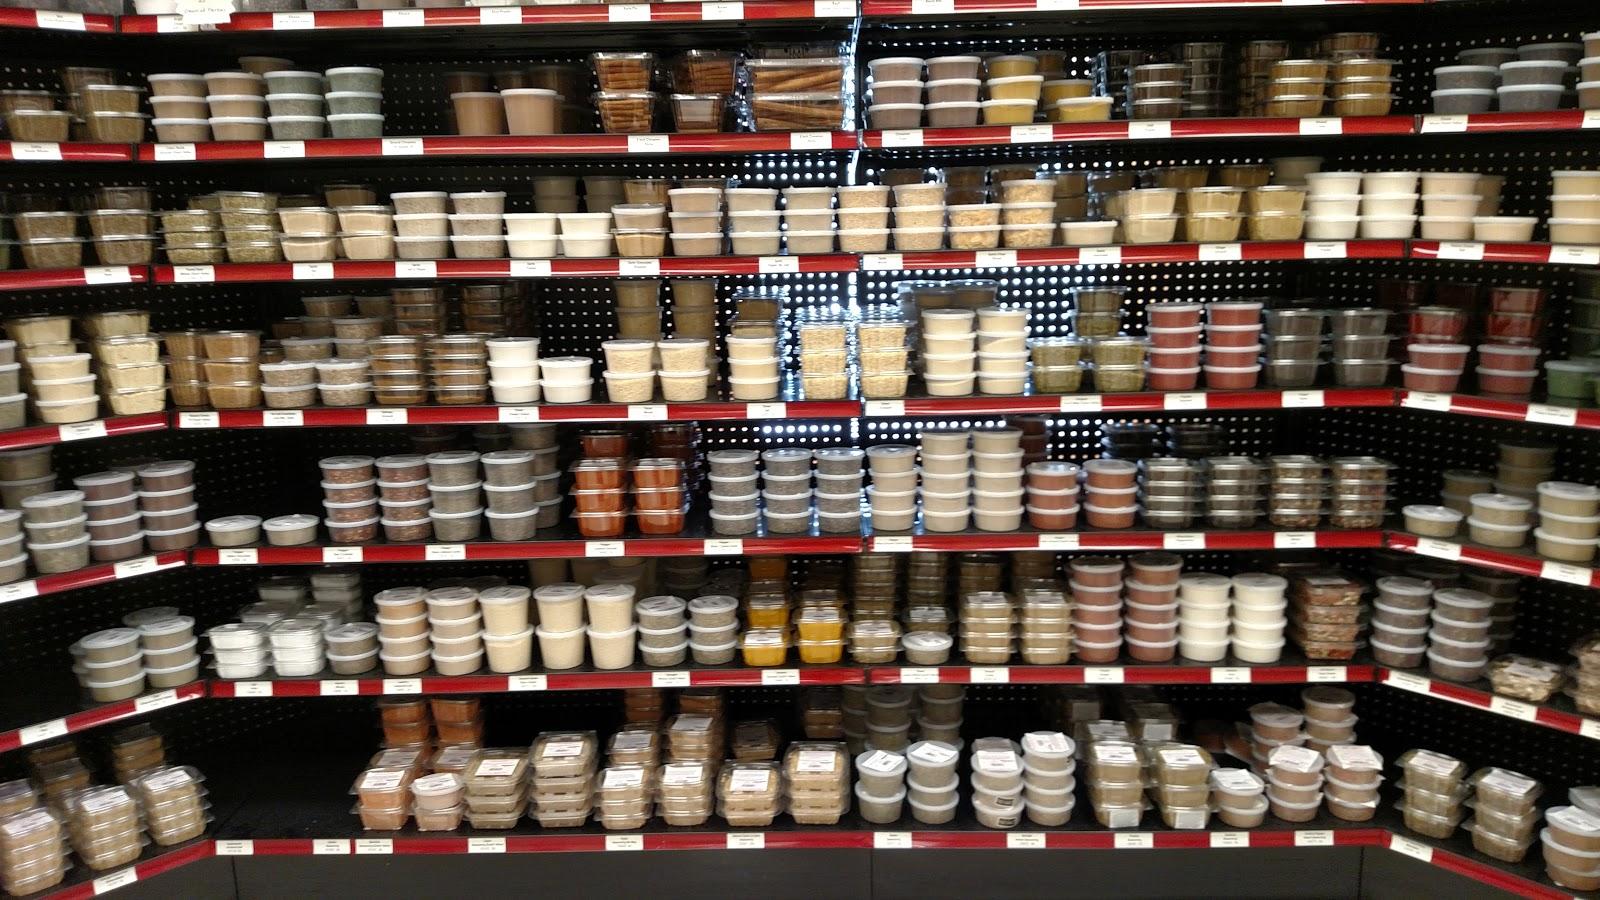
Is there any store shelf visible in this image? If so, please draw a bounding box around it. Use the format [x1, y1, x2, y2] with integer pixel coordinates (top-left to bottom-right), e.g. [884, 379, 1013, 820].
[1400, 391, 1600, 431]
[1420, 110, 1600, 135]
[171, 399, 853, 428]
[119, 0, 855, 34]
[136, 131, 856, 163]
[1380, 667, 1600, 743]
[150, 255, 860, 284]
[0, 551, 187, 608]
[0, 266, 144, 292]
[190, 532, 862, 565]
[209, 664, 864, 697]
[1410, 240, 1600, 266]
[876, 387, 1395, 417]
[0, 140, 133, 162]
[1377, 832, 1578, 900]
[1385, 531, 1600, 590]
[863, 116, 1413, 150]
[869, 659, 1373, 685]
[38, 839, 215, 900]
[868, 528, 1386, 553]
[0, 680, 204, 754]
[860, 0, 1422, 16]
[0, 6, 115, 31]
[861, 240, 1405, 272]
[0, 412, 167, 451]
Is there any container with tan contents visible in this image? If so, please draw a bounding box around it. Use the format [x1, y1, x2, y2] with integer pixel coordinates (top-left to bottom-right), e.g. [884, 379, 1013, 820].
[532, 731, 598, 778]
[784, 741, 849, 825]
[718, 760, 782, 827]
[657, 760, 714, 826]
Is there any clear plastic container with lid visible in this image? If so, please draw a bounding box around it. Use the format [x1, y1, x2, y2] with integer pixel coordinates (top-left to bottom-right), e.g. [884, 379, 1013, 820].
[532, 731, 597, 777]
[1398, 748, 1468, 794]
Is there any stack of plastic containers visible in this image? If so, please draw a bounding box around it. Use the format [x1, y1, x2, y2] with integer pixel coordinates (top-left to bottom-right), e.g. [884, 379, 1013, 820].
[813, 448, 864, 536]
[717, 761, 781, 826]
[706, 449, 758, 536]
[268, 618, 325, 678]
[1397, 748, 1469, 840]
[408, 772, 465, 832]
[890, 181, 945, 253]
[1427, 587, 1493, 683]
[583, 584, 637, 671]
[916, 685, 963, 748]
[1087, 739, 1145, 828]
[854, 747, 908, 824]
[1265, 744, 1324, 823]
[1371, 575, 1436, 667]
[424, 586, 482, 677]
[1230, 573, 1287, 663]
[686, 594, 738, 666]
[530, 732, 597, 829]
[921, 309, 977, 398]
[1080, 459, 1135, 530]
[462, 749, 527, 830]
[353, 765, 414, 830]
[1121, 552, 1179, 661]
[760, 448, 813, 536]
[1023, 460, 1080, 530]
[63, 785, 144, 871]
[0, 807, 66, 896]
[635, 594, 688, 668]
[1069, 557, 1124, 663]
[919, 430, 971, 534]
[1176, 572, 1230, 663]
[1535, 481, 1600, 565]
[205, 622, 268, 679]
[866, 444, 917, 532]
[969, 738, 1024, 830]
[969, 429, 1024, 532]
[1460, 767, 1542, 862]
[1203, 301, 1264, 390]
[974, 306, 1029, 396]
[1205, 456, 1264, 529]
[1541, 804, 1600, 891]
[657, 757, 714, 826]
[1249, 702, 1305, 771]
[1301, 686, 1359, 753]
[906, 740, 960, 824]
[136, 614, 200, 689]
[864, 686, 915, 753]
[595, 763, 651, 831]
[1018, 588, 1072, 664]
[1145, 301, 1202, 391]
[1323, 744, 1384, 823]
[1018, 731, 1075, 826]
[131, 765, 209, 847]
[1212, 767, 1268, 828]
[1151, 744, 1215, 830]
[1288, 571, 1366, 661]
[1266, 455, 1326, 529]
[784, 742, 848, 825]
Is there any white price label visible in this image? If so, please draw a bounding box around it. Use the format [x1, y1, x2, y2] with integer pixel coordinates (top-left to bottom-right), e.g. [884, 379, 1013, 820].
[1435, 241, 1485, 261]
[1034, 0, 1078, 8]
[789, 132, 833, 150]
[1298, 117, 1342, 136]
[271, 10, 314, 27]
[1401, 391, 1452, 412]
[975, 250, 1018, 268]
[154, 14, 195, 31]
[1078, 246, 1122, 264]
[59, 420, 108, 442]
[1163, 532, 1205, 550]
[1385, 671, 1432, 693]
[1420, 114, 1469, 134]
[758, 255, 799, 274]
[19, 719, 67, 745]
[1294, 830, 1335, 847]
[898, 668, 939, 684]
[1280, 390, 1325, 408]
[1581, 719, 1600, 741]
[1128, 120, 1172, 140]
[761, 669, 800, 686]
[1413, 538, 1462, 560]
[605, 835, 644, 851]
[0, 581, 37, 604]
[383, 679, 422, 694]
[1302, 242, 1347, 260]
[134, 690, 180, 712]
[82, 266, 135, 285]
[652, 671, 691, 688]
[863, 400, 906, 416]
[8, 142, 62, 161]
[1114, 833, 1153, 849]
[216, 840, 255, 856]
[263, 140, 305, 159]
[1198, 243, 1243, 261]
[175, 0, 231, 23]
[1211, 832, 1249, 848]
[701, 0, 742, 15]
[178, 411, 220, 429]
[727, 834, 765, 849]
[1526, 404, 1579, 427]
[263, 410, 304, 427]
[232, 681, 273, 698]
[394, 260, 437, 278]
[608, 2, 650, 19]
[586, 541, 626, 557]
[1273, 532, 1316, 548]
[468, 838, 506, 854]
[508, 675, 547, 691]
[862, 253, 904, 271]
[381, 7, 423, 26]
[1389, 836, 1433, 862]
[880, 129, 924, 148]
[1163, 392, 1208, 410]
[909, 0, 953, 11]
[704, 539, 744, 555]
[970, 667, 1010, 683]
[618, 258, 660, 276]
[34, 10, 86, 29]
[319, 680, 359, 696]
[626, 134, 670, 154]
[874, 832, 913, 849]
[355, 839, 392, 855]
[322, 547, 362, 563]
[812, 0, 852, 14]
[1548, 245, 1600, 265]
[1057, 394, 1103, 412]
[1037, 533, 1080, 550]
[1540, 561, 1593, 586]
[873, 535, 913, 552]
[425, 544, 467, 561]
[92, 869, 139, 894]
[216, 548, 258, 565]
[313, 840, 350, 855]
[114, 555, 164, 579]
[1010, 124, 1054, 144]
[1084, 667, 1124, 684]
[1488, 696, 1537, 721]
[365, 408, 407, 425]
[291, 262, 333, 281]
[1211, 667, 1251, 683]
[497, 406, 540, 423]
[1007, 833, 1047, 849]
[627, 404, 668, 421]
[172, 265, 215, 283]
[746, 403, 786, 419]
[1584, 110, 1600, 130]
[477, 5, 520, 23]
[1306, 666, 1348, 682]
[380, 138, 425, 158]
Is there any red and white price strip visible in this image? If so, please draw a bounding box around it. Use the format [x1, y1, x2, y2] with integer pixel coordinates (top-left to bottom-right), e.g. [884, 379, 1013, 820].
[879, 130, 924, 148]
[758, 255, 799, 274]
[232, 681, 273, 698]
[380, 7, 423, 26]
[153, 143, 197, 162]
[897, 668, 940, 684]
[8, 142, 63, 161]
[1198, 243, 1243, 262]
[425, 544, 467, 561]
[1434, 241, 1485, 261]
[1548, 245, 1600, 265]
[1540, 561, 1595, 586]
[172, 265, 215, 283]
[1210, 667, 1251, 684]
[19, 719, 68, 746]
[626, 134, 669, 154]
[1163, 393, 1207, 410]
[477, 6, 520, 24]
[1400, 391, 1452, 412]
[1113, 833, 1154, 850]
[366, 408, 408, 425]
[508, 675, 547, 691]
[58, 420, 108, 442]
[1273, 532, 1316, 549]
[1419, 114, 1469, 134]
[319, 680, 359, 696]
[1525, 404, 1579, 427]
[322, 547, 363, 563]
[83, 266, 135, 285]
[1487, 696, 1538, 722]
[1210, 832, 1250, 848]
[1006, 833, 1047, 849]
[651, 671, 691, 688]
[1301, 242, 1346, 260]
[1010, 124, 1054, 144]
[1163, 532, 1206, 550]
[383, 679, 422, 695]
[1294, 830, 1335, 847]
[1128, 120, 1172, 140]
[292, 262, 333, 280]
[874, 832, 913, 849]
[700, 0, 742, 18]
[271, 10, 315, 28]
[1412, 538, 1462, 561]
[92, 868, 139, 894]
[497, 406, 541, 423]
[1297, 117, 1342, 136]
[216, 548, 259, 565]
[263, 140, 305, 159]
[761, 669, 800, 686]
[354, 839, 392, 855]
[177, 411, 220, 429]
[586, 541, 626, 557]
[1388, 835, 1434, 863]
[746, 402, 786, 419]
[1083, 667, 1124, 684]
[607, 3, 650, 20]
[1306, 666, 1349, 682]
[215, 840, 255, 856]
[726, 834, 766, 849]
[969, 667, 1009, 684]
[467, 838, 506, 854]
[313, 840, 350, 855]
[703, 539, 744, 555]
[0, 580, 38, 604]
[605, 835, 644, 851]
[1280, 390, 1325, 408]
